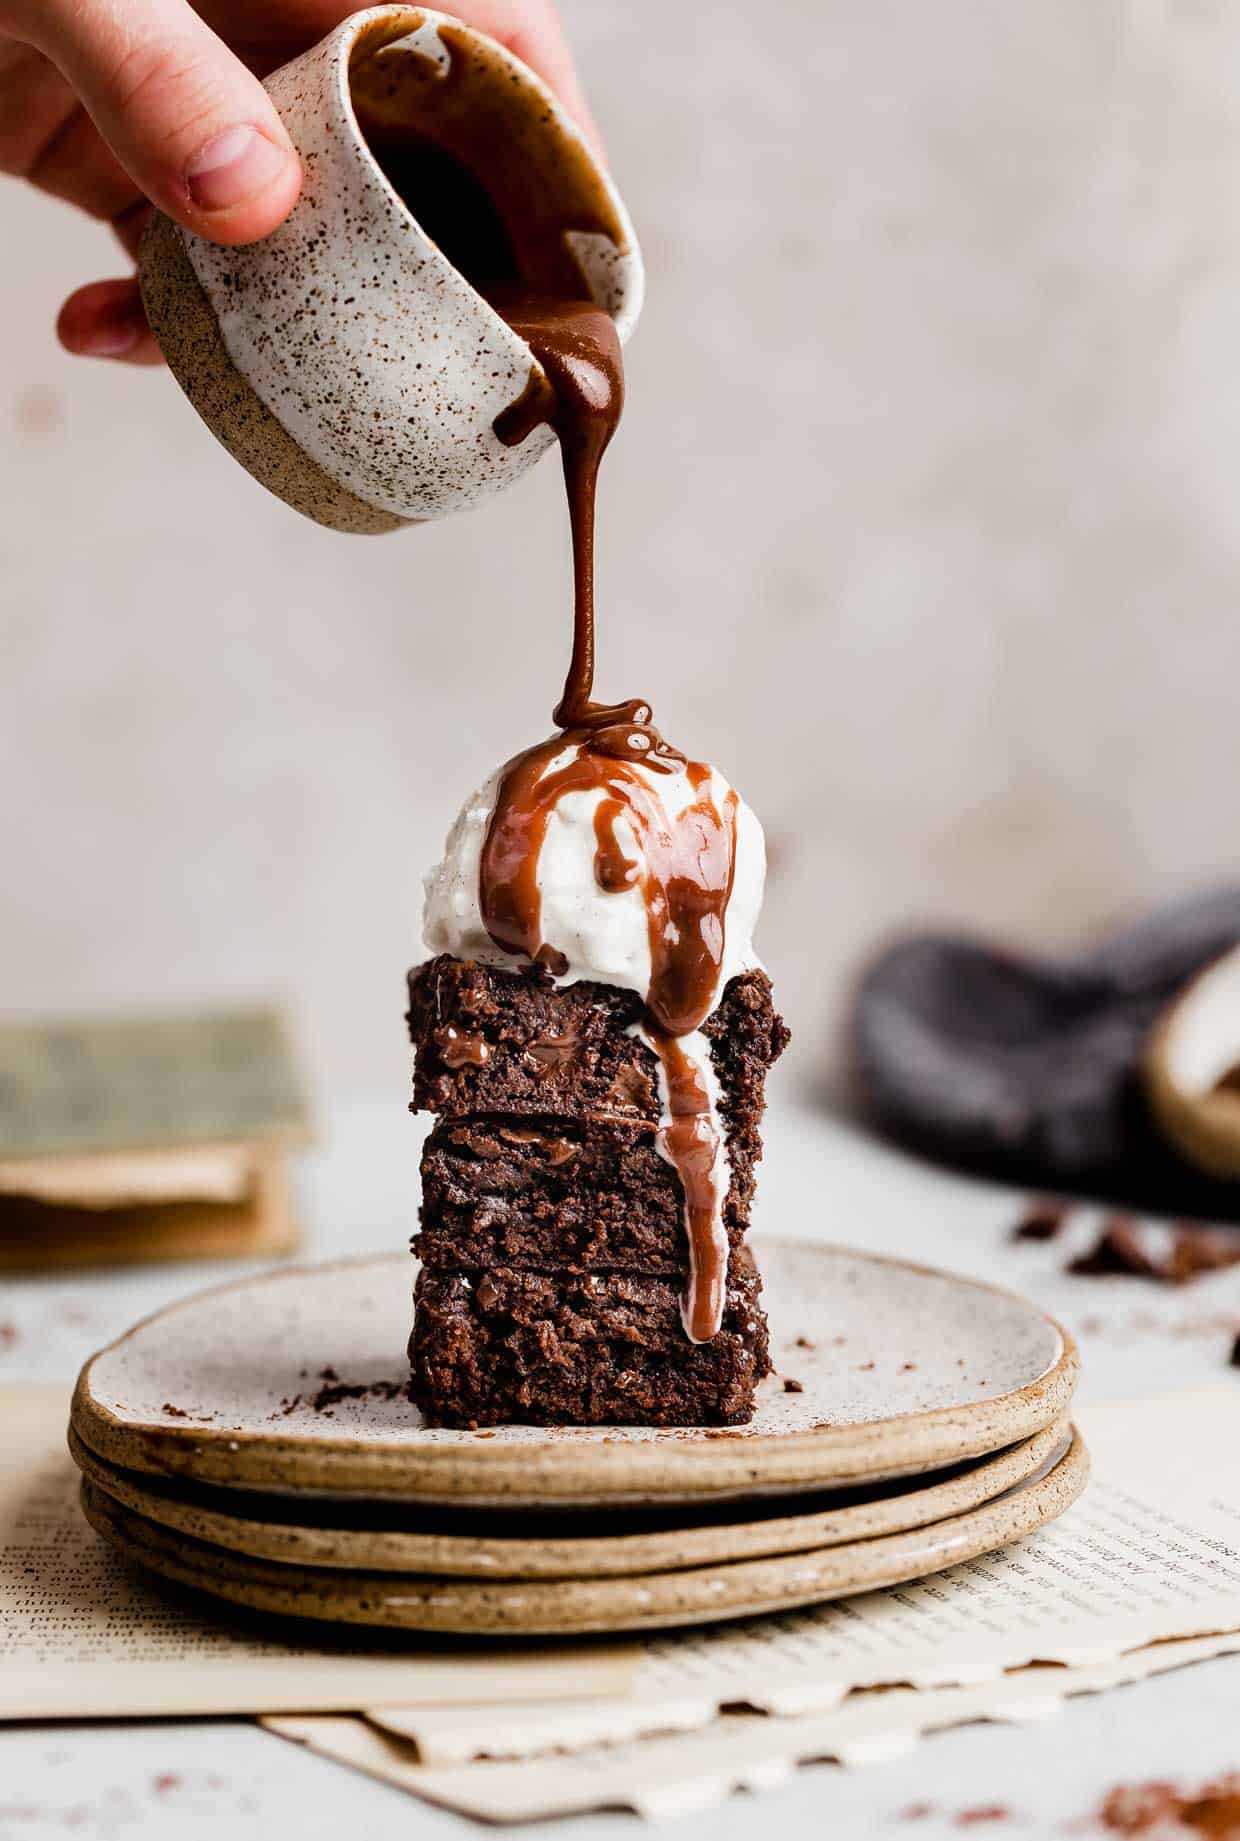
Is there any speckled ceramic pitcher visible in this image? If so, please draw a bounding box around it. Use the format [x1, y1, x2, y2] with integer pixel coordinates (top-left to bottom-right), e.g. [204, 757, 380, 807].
[139, 6, 644, 534]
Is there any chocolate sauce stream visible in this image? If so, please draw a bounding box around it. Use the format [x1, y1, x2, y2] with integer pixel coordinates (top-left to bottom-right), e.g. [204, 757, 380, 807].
[485, 271, 739, 1344]
[492, 294, 649, 732]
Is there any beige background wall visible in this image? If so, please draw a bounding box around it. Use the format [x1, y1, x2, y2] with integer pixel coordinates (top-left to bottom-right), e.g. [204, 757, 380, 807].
[4, 0, 1240, 1104]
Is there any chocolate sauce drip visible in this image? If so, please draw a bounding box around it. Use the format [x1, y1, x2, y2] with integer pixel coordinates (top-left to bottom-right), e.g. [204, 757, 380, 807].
[648, 1029, 730, 1343]
[479, 736, 739, 1038]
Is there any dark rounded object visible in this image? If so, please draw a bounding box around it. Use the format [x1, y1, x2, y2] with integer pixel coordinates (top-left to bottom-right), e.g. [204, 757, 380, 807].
[849, 888, 1240, 1214]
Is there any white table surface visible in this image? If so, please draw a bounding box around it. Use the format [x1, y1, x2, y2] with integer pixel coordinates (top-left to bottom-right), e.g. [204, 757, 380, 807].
[3, 1088, 1239, 1841]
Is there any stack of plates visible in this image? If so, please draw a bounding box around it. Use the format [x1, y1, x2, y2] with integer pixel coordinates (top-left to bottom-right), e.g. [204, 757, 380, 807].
[69, 1241, 1086, 1637]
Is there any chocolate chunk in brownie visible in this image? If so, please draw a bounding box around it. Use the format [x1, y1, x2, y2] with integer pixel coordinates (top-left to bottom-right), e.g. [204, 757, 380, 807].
[415, 1116, 753, 1275]
[406, 958, 788, 1147]
[408, 1258, 770, 1428]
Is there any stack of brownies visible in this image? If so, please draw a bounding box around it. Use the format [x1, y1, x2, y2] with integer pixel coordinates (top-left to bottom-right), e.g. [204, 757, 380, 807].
[406, 955, 789, 1427]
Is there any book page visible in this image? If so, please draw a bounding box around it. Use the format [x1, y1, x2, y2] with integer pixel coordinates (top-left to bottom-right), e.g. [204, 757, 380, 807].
[0, 1387, 638, 1720]
[639, 1388, 1240, 1712]
[268, 1629, 1240, 1822]
[0, 1144, 256, 1206]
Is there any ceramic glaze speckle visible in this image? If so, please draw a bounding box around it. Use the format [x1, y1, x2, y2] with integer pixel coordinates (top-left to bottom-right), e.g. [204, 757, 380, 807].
[68, 1417, 1073, 1580]
[78, 1433, 1089, 1637]
[72, 1241, 1078, 1507]
[141, 6, 643, 528]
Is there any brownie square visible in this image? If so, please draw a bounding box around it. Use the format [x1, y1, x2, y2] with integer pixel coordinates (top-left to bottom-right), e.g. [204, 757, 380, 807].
[414, 1116, 751, 1276]
[408, 1257, 770, 1428]
[406, 957, 788, 1157]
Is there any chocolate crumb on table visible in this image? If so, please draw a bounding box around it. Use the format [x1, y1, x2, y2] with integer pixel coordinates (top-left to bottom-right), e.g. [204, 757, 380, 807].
[1096, 1774, 1240, 1837]
[1067, 1217, 1240, 1285]
[1011, 1198, 1069, 1242]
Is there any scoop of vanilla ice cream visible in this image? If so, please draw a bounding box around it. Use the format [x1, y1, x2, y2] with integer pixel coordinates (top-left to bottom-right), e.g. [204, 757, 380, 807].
[422, 749, 766, 1004]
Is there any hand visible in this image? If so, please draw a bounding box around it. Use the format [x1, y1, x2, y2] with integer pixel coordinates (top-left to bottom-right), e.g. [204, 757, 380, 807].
[0, 0, 597, 364]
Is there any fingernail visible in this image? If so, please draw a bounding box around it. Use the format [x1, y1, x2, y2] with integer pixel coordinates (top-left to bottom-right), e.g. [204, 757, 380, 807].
[185, 124, 290, 212]
[82, 318, 140, 358]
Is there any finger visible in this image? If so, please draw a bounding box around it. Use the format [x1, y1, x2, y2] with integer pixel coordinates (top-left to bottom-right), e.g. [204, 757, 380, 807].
[248, 0, 606, 153]
[0, 44, 152, 226]
[28, 0, 302, 243]
[113, 198, 154, 260]
[57, 277, 163, 363]
[460, 1, 604, 156]
[23, 101, 147, 222]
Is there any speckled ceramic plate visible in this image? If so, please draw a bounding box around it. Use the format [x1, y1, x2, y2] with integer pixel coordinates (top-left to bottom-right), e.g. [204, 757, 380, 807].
[79, 1431, 1088, 1636]
[71, 1242, 1078, 1508]
[68, 1417, 1073, 1579]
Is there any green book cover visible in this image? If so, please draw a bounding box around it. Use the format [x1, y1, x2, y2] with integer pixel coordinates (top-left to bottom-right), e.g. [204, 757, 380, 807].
[0, 1009, 312, 1161]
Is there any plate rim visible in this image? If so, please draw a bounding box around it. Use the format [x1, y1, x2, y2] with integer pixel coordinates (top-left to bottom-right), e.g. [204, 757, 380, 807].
[71, 1240, 1079, 1502]
[77, 1429, 1090, 1636]
[67, 1414, 1075, 1578]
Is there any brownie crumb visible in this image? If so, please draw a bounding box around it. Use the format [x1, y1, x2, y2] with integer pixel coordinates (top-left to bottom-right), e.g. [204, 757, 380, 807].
[160, 1403, 189, 1420]
[1166, 1225, 1240, 1283]
[794, 1335, 815, 1350]
[1096, 1774, 1240, 1837]
[783, 1377, 804, 1393]
[0, 1323, 18, 1349]
[1229, 1333, 1240, 1371]
[956, 1808, 1009, 1828]
[1012, 1199, 1068, 1242]
[1068, 1218, 1240, 1285]
[310, 1377, 404, 1414]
